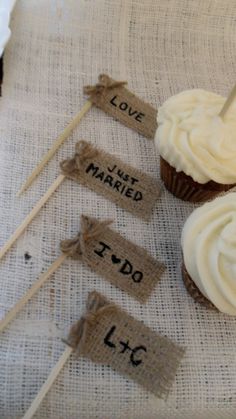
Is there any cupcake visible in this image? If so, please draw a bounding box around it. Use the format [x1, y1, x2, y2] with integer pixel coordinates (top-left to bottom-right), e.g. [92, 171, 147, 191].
[181, 193, 236, 315]
[155, 89, 236, 202]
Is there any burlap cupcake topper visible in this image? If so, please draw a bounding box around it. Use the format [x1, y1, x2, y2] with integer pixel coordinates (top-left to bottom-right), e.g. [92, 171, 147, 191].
[22, 291, 185, 418]
[60, 215, 165, 303]
[17, 74, 157, 196]
[60, 140, 161, 220]
[0, 140, 161, 264]
[84, 74, 157, 139]
[0, 215, 165, 333]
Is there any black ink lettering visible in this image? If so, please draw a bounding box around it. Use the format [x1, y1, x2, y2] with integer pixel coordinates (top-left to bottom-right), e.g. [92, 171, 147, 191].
[104, 175, 114, 187]
[130, 177, 139, 185]
[94, 241, 111, 258]
[111, 254, 121, 264]
[120, 259, 132, 275]
[119, 102, 128, 111]
[117, 169, 124, 179]
[122, 173, 129, 182]
[107, 164, 116, 173]
[86, 163, 99, 176]
[95, 171, 105, 181]
[130, 345, 147, 366]
[113, 180, 122, 192]
[120, 184, 126, 195]
[135, 112, 145, 123]
[104, 326, 116, 348]
[117, 169, 129, 183]
[128, 108, 138, 117]
[110, 95, 118, 107]
[125, 187, 133, 198]
[133, 191, 142, 201]
[119, 339, 132, 354]
[132, 271, 143, 283]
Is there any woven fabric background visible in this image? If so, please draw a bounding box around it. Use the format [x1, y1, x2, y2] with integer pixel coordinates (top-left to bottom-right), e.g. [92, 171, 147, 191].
[0, 1, 236, 418]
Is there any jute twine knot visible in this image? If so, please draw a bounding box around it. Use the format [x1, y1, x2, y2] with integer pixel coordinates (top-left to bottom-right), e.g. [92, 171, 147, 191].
[60, 215, 113, 259]
[64, 291, 116, 354]
[60, 140, 99, 175]
[84, 74, 127, 97]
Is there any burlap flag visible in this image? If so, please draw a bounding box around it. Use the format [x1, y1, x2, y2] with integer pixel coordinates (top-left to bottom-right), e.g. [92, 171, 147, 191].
[84, 74, 158, 139]
[66, 291, 185, 399]
[60, 140, 161, 220]
[61, 215, 165, 303]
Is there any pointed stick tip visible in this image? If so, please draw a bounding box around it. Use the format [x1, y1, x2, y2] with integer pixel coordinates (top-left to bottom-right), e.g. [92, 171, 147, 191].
[219, 83, 236, 119]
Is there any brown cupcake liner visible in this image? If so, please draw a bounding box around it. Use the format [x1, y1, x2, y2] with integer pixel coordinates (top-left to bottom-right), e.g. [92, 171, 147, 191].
[182, 263, 217, 311]
[160, 157, 235, 202]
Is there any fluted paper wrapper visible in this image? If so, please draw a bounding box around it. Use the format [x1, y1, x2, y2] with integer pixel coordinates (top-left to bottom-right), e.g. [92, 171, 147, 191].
[182, 264, 217, 311]
[160, 157, 234, 202]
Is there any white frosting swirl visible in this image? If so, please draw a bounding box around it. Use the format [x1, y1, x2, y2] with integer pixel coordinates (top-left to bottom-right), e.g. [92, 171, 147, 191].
[155, 89, 236, 184]
[181, 193, 236, 315]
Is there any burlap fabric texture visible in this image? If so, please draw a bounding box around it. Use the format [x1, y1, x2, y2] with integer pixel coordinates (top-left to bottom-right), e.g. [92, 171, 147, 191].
[84, 74, 158, 139]
[61, 215, 165, 303]
[66, 291, 185, 399]
[60, 140, 161, 220]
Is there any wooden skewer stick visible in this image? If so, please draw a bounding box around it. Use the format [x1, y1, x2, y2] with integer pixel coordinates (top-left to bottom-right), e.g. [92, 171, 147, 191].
[0, 253, 67, 333]
[0, 174, 65, 261]
[17, 100, 92, 196]
[22, 345, 73, 419]
[219, 84, 236, 118]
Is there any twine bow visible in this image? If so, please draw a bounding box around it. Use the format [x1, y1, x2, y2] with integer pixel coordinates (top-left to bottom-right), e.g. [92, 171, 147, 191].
[60, 140, 98, 175]
[84, 74, 127, 97]
[64, 291, 116, 354]
[60, 215, 113, 259]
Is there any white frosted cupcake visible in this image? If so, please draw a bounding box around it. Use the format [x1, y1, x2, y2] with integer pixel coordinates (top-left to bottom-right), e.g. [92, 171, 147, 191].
[155, 89, 236, 202]
[181, 193, 236, 314]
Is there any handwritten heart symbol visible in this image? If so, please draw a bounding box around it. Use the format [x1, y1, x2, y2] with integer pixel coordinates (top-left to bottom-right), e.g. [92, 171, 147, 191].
[111, 254, 121, 264]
